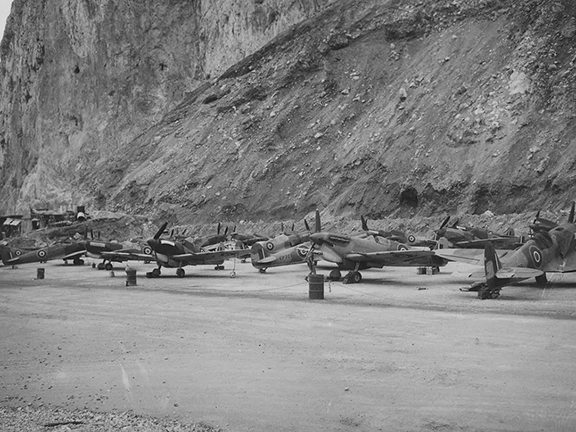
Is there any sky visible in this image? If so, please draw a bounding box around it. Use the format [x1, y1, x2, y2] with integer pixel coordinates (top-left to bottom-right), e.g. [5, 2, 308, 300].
[0, 0, 13, 40]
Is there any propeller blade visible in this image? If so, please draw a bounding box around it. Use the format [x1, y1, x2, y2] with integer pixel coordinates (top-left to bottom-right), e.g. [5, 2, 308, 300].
[569, 202, 575, 224]
[304, 219, 310, 232]
[291, 223, 295, 232]
[153, 222, 168, 240]
[440, 216, 450, 230]
[90, 229, 94, 241]
[361, 215, 369, 232]
[224, 226, 229, 236]
[434, 216, 451, 240]
[217, 222, 221, 235]
[315, 209, 321, 233]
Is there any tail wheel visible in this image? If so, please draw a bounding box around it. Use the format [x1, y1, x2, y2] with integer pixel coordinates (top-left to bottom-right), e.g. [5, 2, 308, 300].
[176, 268, 185, 278]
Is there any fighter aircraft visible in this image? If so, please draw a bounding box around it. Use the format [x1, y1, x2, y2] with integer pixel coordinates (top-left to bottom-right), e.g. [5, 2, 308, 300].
[361, 216, 436, 248]
[89, 241, 154, 270]
[0, 241, 87, 266]
[437, 203, 576, 299]
[308, 217, 449, 283]
[250, 211, 320, 272]
[434, 216, 525, 250]
[145, 222, 250, 278]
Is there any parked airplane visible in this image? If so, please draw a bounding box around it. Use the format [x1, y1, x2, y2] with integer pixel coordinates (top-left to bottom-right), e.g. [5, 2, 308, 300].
[434, 216, 525, 250]
[361, 216, 436, 248]
[437, 203, 576, 299]
[0, 241, 86, 266]
[88, 241, 154, 270]
[309, 220, 449, 283]
[250, 211, 320, 272]
[146, 222, 249, 278]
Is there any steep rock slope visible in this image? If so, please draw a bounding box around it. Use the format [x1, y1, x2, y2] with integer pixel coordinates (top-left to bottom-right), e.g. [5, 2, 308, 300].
[1, 0, 575, 225]
[0, 0, 330, 213]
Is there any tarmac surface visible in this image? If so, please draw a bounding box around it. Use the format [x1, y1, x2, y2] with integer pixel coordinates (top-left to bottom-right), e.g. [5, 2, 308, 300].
[1, 258, 576, 431]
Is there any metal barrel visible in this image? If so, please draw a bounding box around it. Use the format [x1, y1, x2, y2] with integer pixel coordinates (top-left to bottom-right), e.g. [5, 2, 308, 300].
[308, 273, 324, 300]
[36, 268, 45, 280]
[125, 269, 137, 286]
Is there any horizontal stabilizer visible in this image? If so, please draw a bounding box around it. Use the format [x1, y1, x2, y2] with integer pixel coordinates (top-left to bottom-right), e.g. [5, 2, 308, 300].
[469, 267, 543, 280]
[257, 256, 277, 264]
[495, 269, 515, 279]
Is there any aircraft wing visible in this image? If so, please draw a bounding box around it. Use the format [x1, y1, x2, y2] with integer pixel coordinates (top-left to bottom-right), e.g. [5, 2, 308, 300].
[452, 238, 521, 249]
[345, 249, 436, 265]
[434, 248, 513, 265]
[172, 249, 249, 263]
[100, 251, 154, 262]
[468, 267, 543, 279]
[62, 250, 87, 260]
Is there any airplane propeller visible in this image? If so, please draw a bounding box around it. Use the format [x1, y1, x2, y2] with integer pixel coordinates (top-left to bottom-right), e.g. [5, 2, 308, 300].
[569, 202, 575, 224]
[153, 222, 168, 240]
[434, 216, 451, 240]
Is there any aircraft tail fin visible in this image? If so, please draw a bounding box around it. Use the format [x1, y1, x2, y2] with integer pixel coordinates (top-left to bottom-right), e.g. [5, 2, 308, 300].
[0, 244, 13, 265]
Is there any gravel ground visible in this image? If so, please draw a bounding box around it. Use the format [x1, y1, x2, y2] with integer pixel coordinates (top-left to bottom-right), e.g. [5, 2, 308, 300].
[0, 406, 218, 432]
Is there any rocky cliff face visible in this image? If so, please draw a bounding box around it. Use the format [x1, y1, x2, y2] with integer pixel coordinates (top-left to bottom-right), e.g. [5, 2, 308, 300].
[0, 0, 329, 214]
[1, 0, 575, 225]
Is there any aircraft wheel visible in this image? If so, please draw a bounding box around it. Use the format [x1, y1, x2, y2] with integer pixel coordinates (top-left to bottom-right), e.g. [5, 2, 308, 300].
[176, 268, 185, 278]
[490, 291, 500, 299]
[343, 271, 361, 284]
[105, 263, 113, 271]
[214, 265, 225, 270]
[478, 288, 491, 300]
[97, 263, 105, 270]
[230, 271, 236, 278]
[259, 268, 267, 273]
[152, 268, 161, 278]
[329, 269, 342, 281]
[146, 272, 153, 278]
[74, 258, 85, 266]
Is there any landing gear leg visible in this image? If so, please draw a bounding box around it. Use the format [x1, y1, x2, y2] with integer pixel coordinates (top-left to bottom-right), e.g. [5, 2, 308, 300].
[535, 273, 547, 285]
